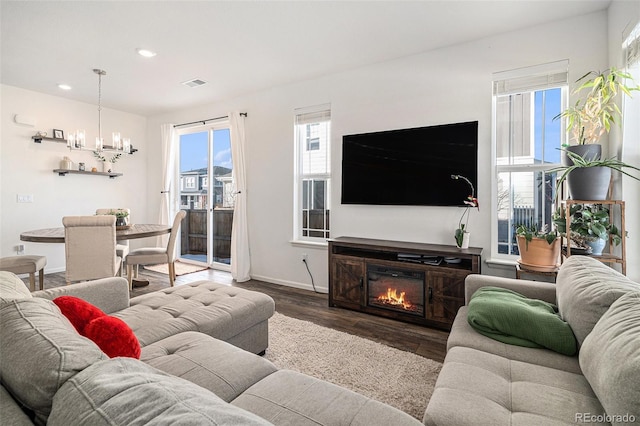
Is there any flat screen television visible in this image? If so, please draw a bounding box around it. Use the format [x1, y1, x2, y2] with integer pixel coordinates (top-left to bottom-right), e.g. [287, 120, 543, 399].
[341, 121, 478, 206]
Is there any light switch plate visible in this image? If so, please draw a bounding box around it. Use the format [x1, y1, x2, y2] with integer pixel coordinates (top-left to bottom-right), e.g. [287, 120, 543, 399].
[17, 194, 34, 203]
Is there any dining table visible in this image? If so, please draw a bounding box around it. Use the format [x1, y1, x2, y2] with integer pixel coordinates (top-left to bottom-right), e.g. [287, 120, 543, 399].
[20, 224, 172, 288]
[20, 224, 172, 244]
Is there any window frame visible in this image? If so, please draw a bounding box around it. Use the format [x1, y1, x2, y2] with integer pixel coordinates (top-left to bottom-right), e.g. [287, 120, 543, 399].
[491, 61, 569, 261]
[293, 104, 331, 243]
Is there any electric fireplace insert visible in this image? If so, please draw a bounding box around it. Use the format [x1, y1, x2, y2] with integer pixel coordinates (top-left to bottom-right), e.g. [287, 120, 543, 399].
[367, 264, 425, 317]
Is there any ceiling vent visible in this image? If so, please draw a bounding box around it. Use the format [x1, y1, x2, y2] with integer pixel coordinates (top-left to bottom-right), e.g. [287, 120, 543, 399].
[182, 78, 207, 88]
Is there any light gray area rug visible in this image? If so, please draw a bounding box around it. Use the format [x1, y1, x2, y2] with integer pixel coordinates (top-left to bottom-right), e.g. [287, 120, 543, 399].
[264, 312, 442, 420]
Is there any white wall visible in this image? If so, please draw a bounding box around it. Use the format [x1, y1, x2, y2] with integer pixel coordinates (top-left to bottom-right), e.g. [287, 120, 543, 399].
[608, 0, 640, 281]
[147, 11, 609, 291]
[1, 85, 148, 272]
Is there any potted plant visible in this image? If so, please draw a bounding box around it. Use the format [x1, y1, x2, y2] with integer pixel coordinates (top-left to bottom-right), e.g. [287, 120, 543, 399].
[451, 174, 479, 249]
[552, 149, 640, 200]
[553, 204, 624, 255]
[107, 209, 129, 227]
[93, 151, 122, 173]
[515, 223, 560, 271]
[557, 68, 640, 163]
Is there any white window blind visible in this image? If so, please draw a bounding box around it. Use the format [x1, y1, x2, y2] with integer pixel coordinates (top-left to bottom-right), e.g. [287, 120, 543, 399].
[493, 60, 569, 96]
[624, 21, 640, 66]
[294, 105, 331, 125]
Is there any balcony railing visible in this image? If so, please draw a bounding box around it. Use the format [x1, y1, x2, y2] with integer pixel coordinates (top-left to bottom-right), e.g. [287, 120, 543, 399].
[180, 209, 233, 264]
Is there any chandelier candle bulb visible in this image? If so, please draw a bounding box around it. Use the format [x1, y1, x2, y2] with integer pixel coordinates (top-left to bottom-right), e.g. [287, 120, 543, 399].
[112, 132, 121, 150]
[77, 129, 86, 148]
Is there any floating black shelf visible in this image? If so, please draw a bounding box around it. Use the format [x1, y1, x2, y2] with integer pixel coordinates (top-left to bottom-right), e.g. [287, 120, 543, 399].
[53, 169, 122, 179]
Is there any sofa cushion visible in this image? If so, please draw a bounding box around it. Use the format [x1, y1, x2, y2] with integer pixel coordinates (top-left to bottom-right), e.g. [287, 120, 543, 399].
[556, 255, 640, 345]
[142, 331, 277, 402]
[232, 369, 422, 426]
[0, 385, 32, 426]
[424, 346, 605, 426]
[114, 281, 274, 347]
[0, 271, 32, 302]
[579, 291, 640, 425]
[448, 307, 582, 374]
[53, 295, 106, 334]
[0, 298, 107, 425]
[48, 358, 273, 426]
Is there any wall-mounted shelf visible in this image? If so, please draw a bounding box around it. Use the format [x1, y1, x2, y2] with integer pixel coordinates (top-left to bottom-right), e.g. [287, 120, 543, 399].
[53, 169, 122, 179]
[33, 136, 66, 144]
[32, 135, 138, 154]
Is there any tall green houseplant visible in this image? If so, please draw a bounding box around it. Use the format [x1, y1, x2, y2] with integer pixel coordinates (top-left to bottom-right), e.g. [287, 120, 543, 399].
[558, 68, 639, 147]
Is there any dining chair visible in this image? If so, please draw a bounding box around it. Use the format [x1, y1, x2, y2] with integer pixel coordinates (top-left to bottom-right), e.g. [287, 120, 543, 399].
[0, 255, 47, 291]
[96, 208, 130, 276]
[125, 210, 187, 290]
[62, 215, 122, 285]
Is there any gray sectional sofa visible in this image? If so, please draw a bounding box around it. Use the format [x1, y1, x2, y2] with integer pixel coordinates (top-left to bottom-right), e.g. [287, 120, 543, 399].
[0, 272, 421, 426]
[424, 255, 640, 425]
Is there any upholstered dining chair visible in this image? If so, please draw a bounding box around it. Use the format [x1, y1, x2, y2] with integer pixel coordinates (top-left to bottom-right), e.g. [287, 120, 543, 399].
[62, 215, 122, 285]
[125, 210, 187, 290]
[96, 208, 130, 276]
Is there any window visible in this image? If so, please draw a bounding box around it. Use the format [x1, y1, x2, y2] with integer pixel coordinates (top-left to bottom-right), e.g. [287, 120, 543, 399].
[294, 105, 331, 241]
[185, 176, 196, 189]
[306, 123, 321, 151]
[492, 61, 568, 258]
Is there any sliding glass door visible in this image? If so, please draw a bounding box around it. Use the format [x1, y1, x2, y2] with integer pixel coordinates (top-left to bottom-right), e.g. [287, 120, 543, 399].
[178, 125, 233, 269]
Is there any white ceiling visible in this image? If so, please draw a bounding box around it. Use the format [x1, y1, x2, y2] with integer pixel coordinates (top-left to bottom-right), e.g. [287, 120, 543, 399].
[1, 0, 612, 117]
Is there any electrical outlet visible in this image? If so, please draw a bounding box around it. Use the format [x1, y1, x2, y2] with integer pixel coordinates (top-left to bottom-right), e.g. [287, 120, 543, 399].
[16, 244, 25, 255]
[301, 253, 308, 262]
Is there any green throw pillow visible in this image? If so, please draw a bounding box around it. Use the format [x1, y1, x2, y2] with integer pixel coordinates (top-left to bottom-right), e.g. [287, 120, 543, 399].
[467, 286, 577, 356]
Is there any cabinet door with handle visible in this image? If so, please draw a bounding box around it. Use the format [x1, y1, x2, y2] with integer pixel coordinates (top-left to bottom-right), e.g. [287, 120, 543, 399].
[426, 269, 467, 325]
[329, 255, 365, 309]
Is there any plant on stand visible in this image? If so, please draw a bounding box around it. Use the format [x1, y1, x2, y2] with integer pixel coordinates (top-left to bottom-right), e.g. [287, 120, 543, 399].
[553, 68, 640, 200]
[553, 204, 624, 256]
[93, 151, 122, 173]
[451, 174, 479, 249]
[514, 223, 560, 272]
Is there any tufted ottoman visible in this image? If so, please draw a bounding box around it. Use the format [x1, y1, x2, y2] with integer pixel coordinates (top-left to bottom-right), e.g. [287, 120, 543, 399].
[113, 281, 275, 354]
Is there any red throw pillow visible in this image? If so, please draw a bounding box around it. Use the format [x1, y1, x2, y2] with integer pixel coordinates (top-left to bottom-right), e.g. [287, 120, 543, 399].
[53, 296, 105, 334]
[84, 316, 141, 359]
[53, 295, 140, 359]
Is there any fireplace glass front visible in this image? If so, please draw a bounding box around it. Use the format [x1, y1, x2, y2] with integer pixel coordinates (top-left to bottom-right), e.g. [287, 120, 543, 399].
[367, 265, 425, 317]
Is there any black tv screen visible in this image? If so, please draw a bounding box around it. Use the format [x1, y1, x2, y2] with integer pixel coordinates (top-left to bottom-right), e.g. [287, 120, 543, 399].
[341, 121, 478, 206]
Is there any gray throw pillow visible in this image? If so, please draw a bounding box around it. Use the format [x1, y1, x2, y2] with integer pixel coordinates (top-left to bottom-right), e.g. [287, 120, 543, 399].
[0, 298, 107, 425]
[556, 256, 640, 345]
[579, 292, 640, 425]
[0, 271, 32, 302]
[48, 358, 273, 426]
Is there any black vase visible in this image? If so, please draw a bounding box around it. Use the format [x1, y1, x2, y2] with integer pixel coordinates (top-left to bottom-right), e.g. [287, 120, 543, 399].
[116, 217, 127, 227]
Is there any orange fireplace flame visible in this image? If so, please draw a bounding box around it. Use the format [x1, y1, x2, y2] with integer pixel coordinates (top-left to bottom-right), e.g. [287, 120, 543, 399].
[377, 288, 413, 310]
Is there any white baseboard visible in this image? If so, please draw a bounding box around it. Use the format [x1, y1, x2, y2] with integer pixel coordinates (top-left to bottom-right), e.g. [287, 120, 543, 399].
[250, 274, 328, 294]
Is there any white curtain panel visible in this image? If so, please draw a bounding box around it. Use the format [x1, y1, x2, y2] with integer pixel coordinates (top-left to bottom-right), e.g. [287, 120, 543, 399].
[158, 124, 177, 247]
[229, 112, 251, 282]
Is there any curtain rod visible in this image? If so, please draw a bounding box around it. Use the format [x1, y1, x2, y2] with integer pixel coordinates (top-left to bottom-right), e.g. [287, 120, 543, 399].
[173, 112, 247, 128]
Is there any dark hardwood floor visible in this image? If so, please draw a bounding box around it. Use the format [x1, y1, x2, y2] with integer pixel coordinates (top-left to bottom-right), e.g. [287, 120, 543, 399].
[36, 266, 449, 363]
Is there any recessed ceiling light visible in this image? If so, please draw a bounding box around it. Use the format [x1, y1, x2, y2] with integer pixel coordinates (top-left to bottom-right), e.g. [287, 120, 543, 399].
[137, 48, 157, 58]
[57, 84, 72, 90]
